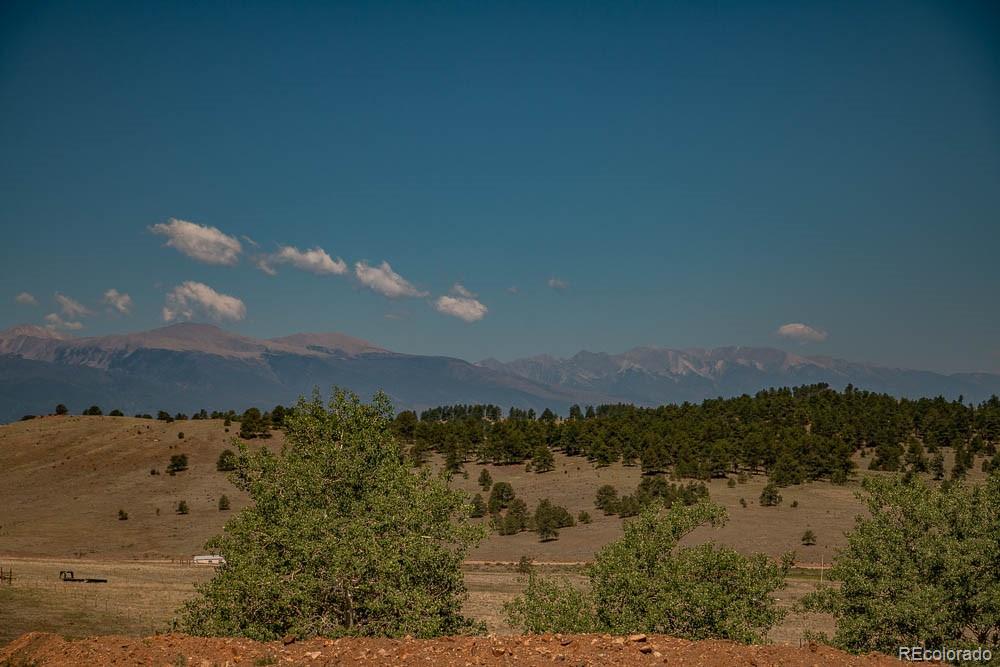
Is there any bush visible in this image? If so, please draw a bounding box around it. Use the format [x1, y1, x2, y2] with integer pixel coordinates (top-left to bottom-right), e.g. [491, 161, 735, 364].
[177, 500, 190, 515]
[83, 405, 103, 416]
[504, 574, 596, 633]
[118, 509, 128, 521]
[801, 529, 816, 545]
[529, 445, 555, 473]
[55, 403, 68, 415]
[167, 454, 189, 475]
[577, 510, 592, 525]
[759, 483, 782, 507]
[109, 409, 124, 417]
[150, 468, 160, 476]
[516, 556, 534, 574]
[218, 495, 231, 511]
[803, 475, 1000, 655]
[790, 500, 799, 508]
[177, 431, 185, 440]
[174, 389, 485, 640]
[477, 468, 493, 492]
[216, 449, 237, 472]
[505, 502, 789, 643]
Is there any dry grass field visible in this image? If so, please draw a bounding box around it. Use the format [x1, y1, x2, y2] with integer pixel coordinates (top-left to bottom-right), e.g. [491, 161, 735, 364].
[1, 415, 988, 647]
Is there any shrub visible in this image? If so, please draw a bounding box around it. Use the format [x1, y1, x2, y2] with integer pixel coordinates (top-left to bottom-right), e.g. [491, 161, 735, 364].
[529, 445, 555, 473]
[739, 497, 747, 508]
[505, 502, 789, 643]
[759, 482, 782, 507]
[167, 454, 189, 475]
[109, 409, 124, 417]
[83, 405, 103, 416]
[150, 468, 160, 476]
[577, 510, 592, 525]
[55, 403, 68, 415]
[118, 509, 128, 521]
[477, 468, 493, 492]
[803, 475, 1000, 655]
[174, 389, 485, 640]
[177, 500, 189, 515]
[516, 556, 534, 574]
[504, 574, 596, 633]
[790, 500, 799, 508]
[177, 432, 185, 440]
[218, 495, 231, 511]
[801, 529, 816, 546]
[216, 449, 237, 472]
[727, 478, 736, 488]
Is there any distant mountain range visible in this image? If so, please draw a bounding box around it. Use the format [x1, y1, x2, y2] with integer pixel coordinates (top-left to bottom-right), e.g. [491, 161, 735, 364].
[1, 323, 998, 422]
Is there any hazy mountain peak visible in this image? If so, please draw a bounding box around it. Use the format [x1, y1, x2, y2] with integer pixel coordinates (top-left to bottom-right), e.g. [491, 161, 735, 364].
[0, 324, 71, 340]
[268, 332, 385, 356]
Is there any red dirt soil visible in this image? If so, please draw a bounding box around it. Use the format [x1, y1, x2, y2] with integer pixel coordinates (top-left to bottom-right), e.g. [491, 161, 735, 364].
[1, 632, 904, 666]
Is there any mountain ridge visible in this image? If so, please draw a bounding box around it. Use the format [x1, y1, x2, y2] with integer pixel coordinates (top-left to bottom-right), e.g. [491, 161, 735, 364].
[1, 323, 998, 422]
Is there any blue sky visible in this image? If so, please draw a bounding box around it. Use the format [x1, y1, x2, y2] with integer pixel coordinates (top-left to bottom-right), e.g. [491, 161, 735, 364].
[1, 1, 998, 373]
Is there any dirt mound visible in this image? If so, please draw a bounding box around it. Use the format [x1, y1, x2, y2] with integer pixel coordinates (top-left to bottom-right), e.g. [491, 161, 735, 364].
[1, 632, 902, 666]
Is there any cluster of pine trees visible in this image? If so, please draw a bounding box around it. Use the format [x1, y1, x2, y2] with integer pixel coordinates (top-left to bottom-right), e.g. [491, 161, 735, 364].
[394, 385, 1000, 485]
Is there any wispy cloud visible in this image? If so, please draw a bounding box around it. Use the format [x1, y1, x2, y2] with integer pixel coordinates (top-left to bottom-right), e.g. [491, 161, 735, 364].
[263, 245, 347, 276]
[434, 284, 488, 322]
[354, 261, 428, 298]
[103, 289, 133, 315]
[162, 281, 246, 322]
[150, 218, 242, 266]
[777, 322, 828, 343]
[15, 292, 37, 305]
[507, 286, 519, 294]
[55, 293, 92, 318]
[547, 277, 569, 290]
[44, 313, 83, 331]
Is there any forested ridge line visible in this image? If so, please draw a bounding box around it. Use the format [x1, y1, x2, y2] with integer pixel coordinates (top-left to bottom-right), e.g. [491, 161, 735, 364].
[394, 384, 1000, 485]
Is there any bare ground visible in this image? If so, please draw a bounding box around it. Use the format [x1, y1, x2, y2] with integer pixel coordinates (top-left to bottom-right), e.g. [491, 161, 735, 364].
[1, 631, 904, 666]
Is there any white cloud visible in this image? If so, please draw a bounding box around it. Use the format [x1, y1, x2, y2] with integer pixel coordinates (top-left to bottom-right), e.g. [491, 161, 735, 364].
[15, 292, 37, 305]
[162, 281, 246, 322]
[777, 322, 828, 343]
[268, 245, 347, 275]
[252, 256, 278, 276]
[451, 283, 474, 298]
[103, 289, 133, 315]
[150, 218, 242, 266]
[547, 277, 569, 290]
[44, 313, 83, 331]
[354, 261, 428, 298]
[55, 293, 92, 318]
[435, 295, 488, 322]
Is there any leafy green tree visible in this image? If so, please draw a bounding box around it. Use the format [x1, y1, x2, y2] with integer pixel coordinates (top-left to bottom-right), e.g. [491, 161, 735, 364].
[167, 454, 189, 475]
[533, 499, 574, 541]
[55, 403, 68, 415]
[216, 449, 238, 472]
[759, 482, 782, 507]
[109, 409, 124, 417]
[83, 405, 103, 416]
[487, 481, 515, 514]
[175, 389, 485, 640]
[506, 502, 789, 643]
[804, 475, 999, 654]
[477, 468, 493, 492]
[218, 495, 231, 511]
[239, 408, 268, 440]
